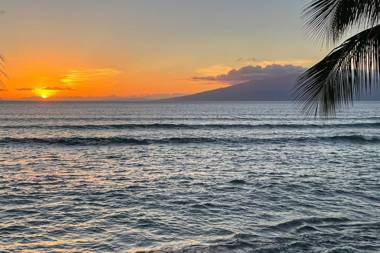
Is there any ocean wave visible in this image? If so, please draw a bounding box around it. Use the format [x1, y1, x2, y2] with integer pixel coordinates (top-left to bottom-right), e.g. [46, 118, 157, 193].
[2, 122, 380, 130]
[1, 116, 380, 121]
[270, 216, 351, 231]
[1, 135, 379, 146]
[0, 117, 264, 121]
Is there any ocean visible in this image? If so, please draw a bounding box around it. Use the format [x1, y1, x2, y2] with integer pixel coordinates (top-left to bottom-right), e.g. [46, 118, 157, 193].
[0, 101, 379, 252]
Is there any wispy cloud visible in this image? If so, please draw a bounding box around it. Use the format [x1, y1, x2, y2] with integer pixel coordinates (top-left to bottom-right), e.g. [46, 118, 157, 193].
[31, 93, 185, 101]
[236, 57, 258, 62]
[234, 57, 314, 67]
[253, 59, 314, 67]
[16, 88, 34, 91]
[16, 86, 74, 92]
[197, 65, 233, 77]
[43, 86, 74, 91]
[193, 64, 306, 84]
[60, 68, 122, 84]
[14, 68, 121, 95]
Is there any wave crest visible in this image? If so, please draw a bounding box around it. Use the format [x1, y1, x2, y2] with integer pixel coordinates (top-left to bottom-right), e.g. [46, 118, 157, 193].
[2, 122, 380, 130]
[1, 135, 379, 146]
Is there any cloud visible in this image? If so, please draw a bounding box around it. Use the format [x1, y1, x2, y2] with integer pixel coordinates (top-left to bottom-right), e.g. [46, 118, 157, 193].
[60, 68, 122, 84]
[193, 64, 306, 84]
[196, 65, 233, 77]
[236, 57, 258, 62]
[234, 58, 314, 67]
[16, 86, 74, 92]
[21, 93, 185, 101]
[16, 88, 34, 91]
[43, 86, 74, 91]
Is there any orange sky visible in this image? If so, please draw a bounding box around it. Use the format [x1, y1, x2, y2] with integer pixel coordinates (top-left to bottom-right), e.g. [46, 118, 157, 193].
[0, 1, 323, 100]
[1, 51, 229, 100]
[1, 51, 315, 100]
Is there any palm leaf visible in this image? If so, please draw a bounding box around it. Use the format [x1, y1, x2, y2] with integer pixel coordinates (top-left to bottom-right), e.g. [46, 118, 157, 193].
[295, 25, 380, 116]
[304, 0, 380, 44]
[0, 55, 6, 90]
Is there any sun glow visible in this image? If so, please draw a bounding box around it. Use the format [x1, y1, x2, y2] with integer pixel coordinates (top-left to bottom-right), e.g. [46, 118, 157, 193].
[3, 52, 228, 100]
[33, 88, 56, 100]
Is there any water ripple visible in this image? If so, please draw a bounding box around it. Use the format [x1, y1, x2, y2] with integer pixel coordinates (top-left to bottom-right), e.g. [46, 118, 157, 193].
[0, 102, 379, 252]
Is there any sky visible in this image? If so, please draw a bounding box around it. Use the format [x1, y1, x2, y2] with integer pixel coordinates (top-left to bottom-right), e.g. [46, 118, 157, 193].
[0, 0, 327, 100]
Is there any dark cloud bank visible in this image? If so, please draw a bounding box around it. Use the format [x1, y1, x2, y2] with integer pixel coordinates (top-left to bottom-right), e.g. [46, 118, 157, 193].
[193, 64, 306, 84]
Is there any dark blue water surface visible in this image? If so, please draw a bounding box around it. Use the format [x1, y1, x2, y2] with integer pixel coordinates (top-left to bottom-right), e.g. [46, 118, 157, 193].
[0, 102, 379, 252]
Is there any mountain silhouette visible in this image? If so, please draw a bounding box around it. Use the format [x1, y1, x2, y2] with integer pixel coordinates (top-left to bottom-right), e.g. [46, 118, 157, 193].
[163, 73, 380, 102]
[165, 74, 299, 101]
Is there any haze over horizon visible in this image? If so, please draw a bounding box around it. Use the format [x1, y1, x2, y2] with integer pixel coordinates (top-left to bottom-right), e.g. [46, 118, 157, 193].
[0, 0, 325, 100]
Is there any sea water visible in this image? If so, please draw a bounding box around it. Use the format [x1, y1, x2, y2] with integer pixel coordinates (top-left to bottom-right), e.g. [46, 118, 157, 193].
[0, 101, 379, 252]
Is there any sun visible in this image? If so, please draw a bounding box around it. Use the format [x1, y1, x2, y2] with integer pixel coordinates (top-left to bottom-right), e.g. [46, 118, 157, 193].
[33, 88, 55, 100]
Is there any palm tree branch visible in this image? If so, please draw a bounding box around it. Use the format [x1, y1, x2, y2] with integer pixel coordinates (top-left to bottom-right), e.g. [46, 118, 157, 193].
[304, 0, 380, 44]
[295, 24, 380, 116]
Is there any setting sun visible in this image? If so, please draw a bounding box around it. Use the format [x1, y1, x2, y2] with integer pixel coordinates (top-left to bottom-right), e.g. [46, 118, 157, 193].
[33, 88, 55, 99]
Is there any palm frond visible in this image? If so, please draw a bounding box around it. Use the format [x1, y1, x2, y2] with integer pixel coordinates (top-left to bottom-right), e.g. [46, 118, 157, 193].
[0, 55, 7, 89]
[295, 25, 380, 116]
[304, 0, 380, 44]
[0, 55, 6, 75]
